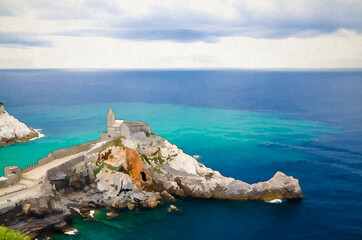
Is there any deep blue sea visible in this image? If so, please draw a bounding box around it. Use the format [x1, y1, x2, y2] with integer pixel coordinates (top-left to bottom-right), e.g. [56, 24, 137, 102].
[0, 70, 361, 239]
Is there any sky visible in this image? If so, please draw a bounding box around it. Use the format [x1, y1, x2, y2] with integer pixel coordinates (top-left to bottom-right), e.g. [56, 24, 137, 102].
[0, 0, 361, 69]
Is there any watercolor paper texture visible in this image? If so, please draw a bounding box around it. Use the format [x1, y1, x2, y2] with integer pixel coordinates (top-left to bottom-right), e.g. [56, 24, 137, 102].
[0, 1, 362, 69]
[0, 1, 362, 240]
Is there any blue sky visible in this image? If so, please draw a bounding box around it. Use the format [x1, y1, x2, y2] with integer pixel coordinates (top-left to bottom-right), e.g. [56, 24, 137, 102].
[0, 0, 361, 69]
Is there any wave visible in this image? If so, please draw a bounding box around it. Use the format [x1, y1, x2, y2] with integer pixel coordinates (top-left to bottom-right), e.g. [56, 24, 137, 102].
[64, 228, 78, 235]
[265, 199, 283, 204]
[89, 210, 95, 218]
[30, 129, 46, 141]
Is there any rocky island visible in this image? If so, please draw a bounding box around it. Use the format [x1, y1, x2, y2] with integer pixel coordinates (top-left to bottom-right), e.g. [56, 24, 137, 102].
[0, 103, 39, 147]
[0, 108, 303, 239]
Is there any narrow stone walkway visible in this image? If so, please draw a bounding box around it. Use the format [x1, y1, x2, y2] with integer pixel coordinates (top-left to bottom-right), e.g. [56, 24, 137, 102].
[0, 151, 86, 205]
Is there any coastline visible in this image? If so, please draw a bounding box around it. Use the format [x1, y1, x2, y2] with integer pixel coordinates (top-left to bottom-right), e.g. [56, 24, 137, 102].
[0, 104, 44, 147]
[0, 115, 303, 239]
[28, 129, 45, 142]
[0, 70, 361, 240]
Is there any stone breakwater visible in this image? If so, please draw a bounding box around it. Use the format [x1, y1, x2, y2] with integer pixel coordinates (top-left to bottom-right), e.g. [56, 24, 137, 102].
[0, 104, 39, 147]
[0, 121, 302, 238]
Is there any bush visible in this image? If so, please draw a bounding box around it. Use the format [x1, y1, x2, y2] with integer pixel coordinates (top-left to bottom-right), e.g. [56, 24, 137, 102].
[140, 154, 165, 165]
[140, 154, 151, 165]
[152, 167, 162, 174]
[94, 163, 105, 176]
[0, 226, 31, 240]
[152, 157, 165, 164]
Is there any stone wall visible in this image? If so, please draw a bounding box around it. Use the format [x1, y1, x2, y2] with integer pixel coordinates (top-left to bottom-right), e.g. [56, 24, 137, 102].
[22, 162, 40, 173]
[1, 132, 118, 189]
[21, 140, 100, 174]
[4, 166, 21, 178]
[45, 139, 113, 183]
[38, 153, 54, 166]
[125, 121, 152, 136]
[0, 166, 22, 188]
[46, 156, 85, 183]
[0, 174, 19, 188]
[0, 138, 103, 189]
[51, 141, 98, 159]
[100, 131, 112, 140]
[46, 140, 111, 189]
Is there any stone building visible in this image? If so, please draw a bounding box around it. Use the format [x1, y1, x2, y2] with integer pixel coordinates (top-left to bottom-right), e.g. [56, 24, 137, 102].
[0, 165, 21, 188]
[102, 107, 152, 139]
[106, 108, 124, 137]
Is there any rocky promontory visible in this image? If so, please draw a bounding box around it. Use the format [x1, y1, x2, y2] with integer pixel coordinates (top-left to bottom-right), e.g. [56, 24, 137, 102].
[44, 127, 302, 218]
[0, 118, 303, 238]
[0, 103, 39, 147]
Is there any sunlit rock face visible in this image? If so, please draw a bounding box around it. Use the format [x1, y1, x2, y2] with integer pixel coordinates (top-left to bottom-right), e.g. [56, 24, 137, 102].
[0, 104, 38, 146]
[93, 129, 303, 203]
[0, 115, 303, 239]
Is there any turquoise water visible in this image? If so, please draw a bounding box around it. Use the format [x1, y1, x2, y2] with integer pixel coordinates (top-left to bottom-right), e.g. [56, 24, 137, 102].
[1, 70, 362, 239]
[0, 102, 337, 179]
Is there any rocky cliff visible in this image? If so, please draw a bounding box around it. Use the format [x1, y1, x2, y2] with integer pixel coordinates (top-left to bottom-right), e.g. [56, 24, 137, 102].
[45, 128, 302, 215]
[0, 103, 39, 146]
[1, 121, 302, 238]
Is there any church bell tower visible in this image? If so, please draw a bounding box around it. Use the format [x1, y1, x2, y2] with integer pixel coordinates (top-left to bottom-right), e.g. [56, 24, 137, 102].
[107, 107, 115, 128]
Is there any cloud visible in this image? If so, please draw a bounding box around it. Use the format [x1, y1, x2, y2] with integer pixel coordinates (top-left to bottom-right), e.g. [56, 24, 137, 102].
[0, 6, 14, 16]
[1, 30, 361, 69]
[61, 29, 220, 42]
[0, 32, 50, 47]
[0, 1, 361, 68]
[1, 0, 362, 44]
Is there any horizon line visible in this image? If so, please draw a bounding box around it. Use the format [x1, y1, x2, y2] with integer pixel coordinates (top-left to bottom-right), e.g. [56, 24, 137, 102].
[0, 67, 362, 72]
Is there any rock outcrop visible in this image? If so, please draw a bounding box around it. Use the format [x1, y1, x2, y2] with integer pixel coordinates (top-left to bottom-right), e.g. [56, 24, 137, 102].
[49, 130, 302, 215]
[51, 127, 302, 214]
[119, 131, 303, 201]
[0, 103, 39, 146]
[1, 119, 303, 239]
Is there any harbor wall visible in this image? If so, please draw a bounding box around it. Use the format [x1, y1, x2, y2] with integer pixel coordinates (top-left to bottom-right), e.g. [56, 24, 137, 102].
[0, 139, 103, 188]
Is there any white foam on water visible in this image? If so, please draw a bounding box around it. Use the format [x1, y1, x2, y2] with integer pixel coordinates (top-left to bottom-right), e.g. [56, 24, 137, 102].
[193, 155, 201, 159]
[30, 129, 45, 141]
[89, 210, 95, 218]
[266, 199, 283, 204]
[64, 229, 78, 235]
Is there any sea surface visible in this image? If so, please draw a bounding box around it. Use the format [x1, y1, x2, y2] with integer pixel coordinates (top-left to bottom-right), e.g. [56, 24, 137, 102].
[0, 70, 361, 239]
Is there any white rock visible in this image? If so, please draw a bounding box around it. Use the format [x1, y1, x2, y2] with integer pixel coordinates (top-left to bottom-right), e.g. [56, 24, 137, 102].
[0, 105, 37, 145]
[113, 173, 133, 191]
[97, 177, 110, 192]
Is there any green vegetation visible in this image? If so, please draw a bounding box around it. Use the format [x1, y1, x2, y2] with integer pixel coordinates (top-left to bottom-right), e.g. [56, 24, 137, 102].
[105, 164, 117, 172]
[0, 102, 3, 106]
[94, 163, 105, 176]
[140, 154, 165, 165]
[152, 157, 165, 164]
[140, 154, 151, 165]
[0, 226, 31, 240]
[152, 167, 162, 174]
[97, 137, 123, 153]
[113, 138, 123, 147]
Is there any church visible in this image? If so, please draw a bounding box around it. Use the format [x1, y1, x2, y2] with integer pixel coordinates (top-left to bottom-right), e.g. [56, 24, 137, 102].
[101, 108, 152, 139]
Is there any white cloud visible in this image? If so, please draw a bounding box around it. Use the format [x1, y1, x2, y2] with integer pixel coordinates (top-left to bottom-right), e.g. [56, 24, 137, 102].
[0, 29, 361, 69]
[0, 0, 361, 68]
[2, 0, 362, 38]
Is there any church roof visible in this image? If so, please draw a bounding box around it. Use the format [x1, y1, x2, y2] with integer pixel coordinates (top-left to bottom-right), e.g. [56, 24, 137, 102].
[112, 120, 124, 127]
[107, 107, 114, 115]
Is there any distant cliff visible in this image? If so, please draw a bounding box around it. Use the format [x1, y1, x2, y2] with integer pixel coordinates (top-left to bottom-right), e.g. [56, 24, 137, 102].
[0, 103, 39, 147]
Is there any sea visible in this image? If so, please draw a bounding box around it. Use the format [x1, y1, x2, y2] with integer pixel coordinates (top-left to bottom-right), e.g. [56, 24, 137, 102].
[0, 69, 361, 239]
